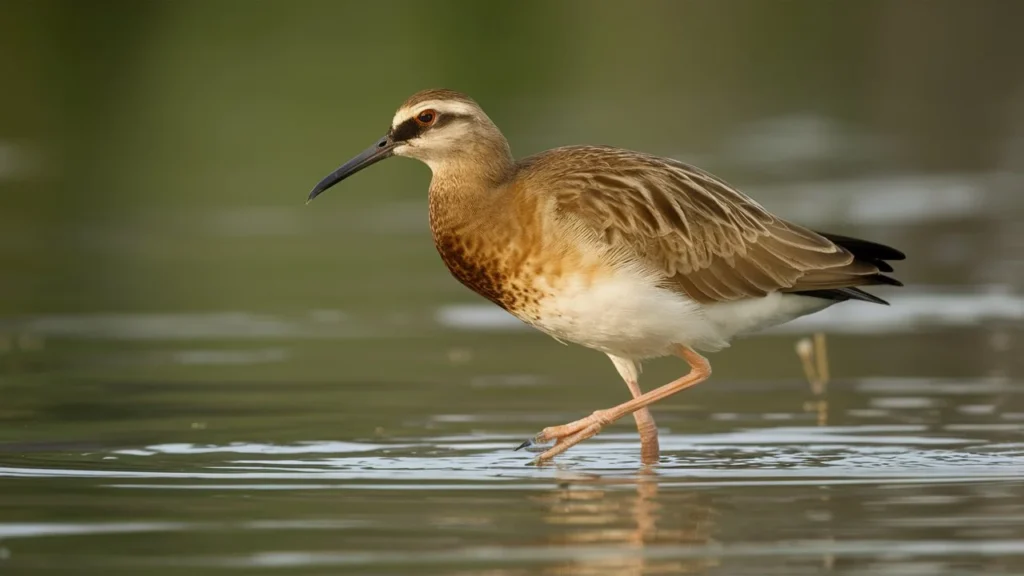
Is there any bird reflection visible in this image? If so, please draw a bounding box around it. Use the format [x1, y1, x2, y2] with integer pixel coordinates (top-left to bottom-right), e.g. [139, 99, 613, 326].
[530, 466, 719, 575]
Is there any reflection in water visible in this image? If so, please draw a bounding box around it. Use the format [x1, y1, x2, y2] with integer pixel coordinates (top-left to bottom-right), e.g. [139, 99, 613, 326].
[798, 334, 831, 427]
[798, 335, 838, 572]
[0, 419, 1022, 573]
[535, 469, 719, 575]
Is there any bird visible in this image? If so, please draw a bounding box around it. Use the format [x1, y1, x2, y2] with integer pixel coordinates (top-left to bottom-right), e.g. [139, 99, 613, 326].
[306, 89, 905, 464]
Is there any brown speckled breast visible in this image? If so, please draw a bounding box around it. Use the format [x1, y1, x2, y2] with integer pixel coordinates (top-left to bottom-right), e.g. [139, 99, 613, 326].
[433, 233, 515, 310]
[428, 178, 548, 316]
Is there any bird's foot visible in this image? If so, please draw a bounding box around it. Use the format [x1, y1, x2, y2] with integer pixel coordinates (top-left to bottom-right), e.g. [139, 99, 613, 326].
[515, 409, 613, 464]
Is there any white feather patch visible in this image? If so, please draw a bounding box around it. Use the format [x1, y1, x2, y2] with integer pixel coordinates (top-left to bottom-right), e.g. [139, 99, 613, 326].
[392, 100, 480, 129]
[528, 264, 835, 360]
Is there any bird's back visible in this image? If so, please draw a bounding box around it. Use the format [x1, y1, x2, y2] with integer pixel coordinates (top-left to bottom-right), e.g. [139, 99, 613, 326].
[511, 145, 904, 305]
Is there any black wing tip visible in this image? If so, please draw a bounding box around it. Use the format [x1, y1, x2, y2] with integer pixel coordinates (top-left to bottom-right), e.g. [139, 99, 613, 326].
[859, 292, 892, 306]
[795, 285, 895, 306]
[885, 245, 908, 261]
[847, 276, 903, 305]
[840, 288, 890, 306]
[872, 245, 907, 261]
[872, 274, 903, 288]
[816, 231, 907, 262]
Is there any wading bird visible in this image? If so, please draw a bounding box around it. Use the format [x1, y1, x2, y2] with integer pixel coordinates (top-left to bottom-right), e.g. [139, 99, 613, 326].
[307, 89, 904, 464]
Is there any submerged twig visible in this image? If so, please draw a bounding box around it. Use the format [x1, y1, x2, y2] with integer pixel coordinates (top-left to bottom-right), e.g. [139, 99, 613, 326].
[797, 333, 830, 426]
[813, 332, 830, 390]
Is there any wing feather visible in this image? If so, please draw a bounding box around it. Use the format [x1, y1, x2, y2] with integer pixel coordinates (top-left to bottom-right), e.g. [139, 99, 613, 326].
[531, 146, 896, 304]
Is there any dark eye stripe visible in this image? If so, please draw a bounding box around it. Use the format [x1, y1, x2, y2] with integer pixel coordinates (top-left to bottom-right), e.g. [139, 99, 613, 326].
[390, 113, 470, 142]
[390, 118, 421, 142]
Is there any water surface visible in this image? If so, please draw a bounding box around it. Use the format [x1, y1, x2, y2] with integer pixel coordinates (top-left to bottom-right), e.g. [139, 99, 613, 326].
[2, 335, 1023, 575]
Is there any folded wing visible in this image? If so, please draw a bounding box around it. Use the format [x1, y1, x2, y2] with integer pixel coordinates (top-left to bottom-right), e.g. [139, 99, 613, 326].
[544, 146, 903, 304]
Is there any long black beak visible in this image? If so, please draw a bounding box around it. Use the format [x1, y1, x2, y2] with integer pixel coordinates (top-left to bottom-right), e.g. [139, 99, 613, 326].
[306, 135, 395, 203]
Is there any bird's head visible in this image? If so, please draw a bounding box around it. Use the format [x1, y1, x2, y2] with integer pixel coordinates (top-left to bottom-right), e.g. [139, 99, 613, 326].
[307, 89, 510, 203]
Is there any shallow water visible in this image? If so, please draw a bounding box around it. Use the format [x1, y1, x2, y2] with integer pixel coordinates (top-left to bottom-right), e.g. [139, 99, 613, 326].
[3, 344, 1023, 575]
[4, 3, 1024, 573]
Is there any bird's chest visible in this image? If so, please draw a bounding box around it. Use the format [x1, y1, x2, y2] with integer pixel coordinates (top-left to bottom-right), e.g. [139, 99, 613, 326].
[432, 233, 518, 310]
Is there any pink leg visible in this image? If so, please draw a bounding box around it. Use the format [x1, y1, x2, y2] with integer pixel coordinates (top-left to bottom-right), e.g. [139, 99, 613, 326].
[518, 346, 711, 463]
[626, 380, 660, 465]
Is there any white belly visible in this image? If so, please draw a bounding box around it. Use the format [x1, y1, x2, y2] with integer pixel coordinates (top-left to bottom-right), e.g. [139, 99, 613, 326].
[527, 265, 834, 360]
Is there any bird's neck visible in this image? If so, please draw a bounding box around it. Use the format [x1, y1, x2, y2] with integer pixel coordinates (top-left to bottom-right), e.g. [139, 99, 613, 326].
[427, 140, 515, 237]
[425, 140, 522, 310]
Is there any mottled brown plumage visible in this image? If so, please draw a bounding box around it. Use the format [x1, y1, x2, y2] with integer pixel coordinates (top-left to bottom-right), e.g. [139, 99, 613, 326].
[523, 145, 901, 304]
[307, 88, 905, 464]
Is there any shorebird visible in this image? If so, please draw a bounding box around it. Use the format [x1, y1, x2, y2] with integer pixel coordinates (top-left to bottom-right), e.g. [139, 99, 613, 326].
[307, 89, 904, 464]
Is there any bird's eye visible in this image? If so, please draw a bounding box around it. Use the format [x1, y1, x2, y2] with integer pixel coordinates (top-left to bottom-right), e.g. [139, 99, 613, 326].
[415, 110, 437, 126]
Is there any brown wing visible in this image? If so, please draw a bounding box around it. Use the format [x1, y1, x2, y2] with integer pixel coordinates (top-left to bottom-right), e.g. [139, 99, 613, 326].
[540, 146, 898, 304]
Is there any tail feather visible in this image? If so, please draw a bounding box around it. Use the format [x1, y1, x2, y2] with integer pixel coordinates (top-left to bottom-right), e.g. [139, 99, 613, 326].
[815, 232, 907, 261]
[798, 287, 891, 305]
[795, 231, 905, 306]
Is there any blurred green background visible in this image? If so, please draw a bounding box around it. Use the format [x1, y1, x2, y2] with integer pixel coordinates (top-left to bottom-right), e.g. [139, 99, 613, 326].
[3, 0, 1022, 313]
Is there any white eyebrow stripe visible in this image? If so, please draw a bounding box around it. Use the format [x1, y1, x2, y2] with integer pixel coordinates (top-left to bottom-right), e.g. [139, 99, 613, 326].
[391, 100, 478, 128]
